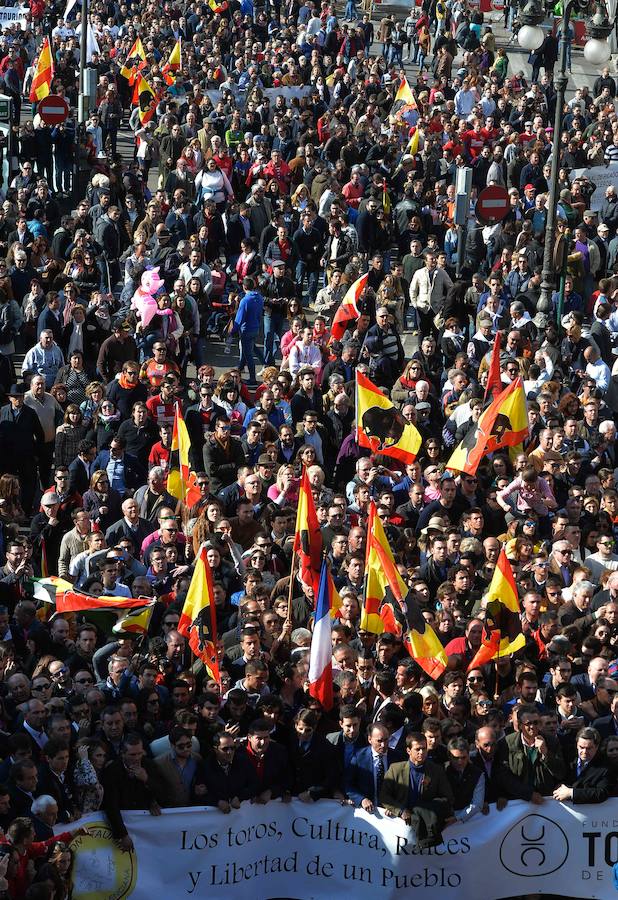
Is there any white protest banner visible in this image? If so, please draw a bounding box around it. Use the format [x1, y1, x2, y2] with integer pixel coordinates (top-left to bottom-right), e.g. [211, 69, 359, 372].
[572, 164, 618, 212]
[61, 798, 618, 899]
[0, 6, 29, 29]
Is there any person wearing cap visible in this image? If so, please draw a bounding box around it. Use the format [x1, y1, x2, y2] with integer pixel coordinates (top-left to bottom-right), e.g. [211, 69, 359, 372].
[0, 383, 44, 513]
[260, 258, 297, 366]
[29, 491, 65, 576]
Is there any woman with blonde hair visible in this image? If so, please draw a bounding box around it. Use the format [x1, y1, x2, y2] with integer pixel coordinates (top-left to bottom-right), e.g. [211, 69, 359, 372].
[267, 464, 299, 505]
[80, 381, 106, 425]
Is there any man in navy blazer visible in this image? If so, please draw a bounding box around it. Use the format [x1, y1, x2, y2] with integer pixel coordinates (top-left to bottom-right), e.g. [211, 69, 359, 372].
[344, 723, 400, 812]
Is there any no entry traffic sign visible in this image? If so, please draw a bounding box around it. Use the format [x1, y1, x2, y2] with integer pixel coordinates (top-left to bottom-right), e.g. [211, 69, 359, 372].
[476, 185, 510, 225]
[37, 94, 70, 126]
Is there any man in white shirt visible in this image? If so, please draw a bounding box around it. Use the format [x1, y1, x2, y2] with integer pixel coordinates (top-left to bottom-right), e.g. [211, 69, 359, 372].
[288, 326, 321, 376]
[585, 534, 618, 582]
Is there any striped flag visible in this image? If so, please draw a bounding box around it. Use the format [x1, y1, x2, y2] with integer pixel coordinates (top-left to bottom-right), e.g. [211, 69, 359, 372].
[292, 467, 323, 597]
[308, 562, 334, 710]
[356, 370, 421, 465]
[113, 603, 155, 635]
[394, 76, 415, 106]
[120, 36, 146, 82]
[178, 544, 220, 682]
[447, 377, 528, 475]
[168, 402, 201, 508]
[135, 75, 156, 124]
[330, 272, 367, 341]
[467, 550, 525, 670]
[162, 39, 181, 85]
[29, 37, 53, 102]
[57, 592, 148, 613]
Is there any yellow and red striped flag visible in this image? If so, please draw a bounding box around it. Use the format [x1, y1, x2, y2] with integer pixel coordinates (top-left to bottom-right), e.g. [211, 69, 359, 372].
[162, 39, 181, 85]
[330, 272, 367, 341]
[394, 76, 415, 106]
[120, 35, 146, 81]
[168, 402, 201, 508]
[447, 377, 528, 475]
[467, 550, 525, 671]
[135, 74, 156, 124]
[178, 544, 220, 682]
[292, 467, 323, 597]
[30, 37, 54, 102]
[356, 370, 421, 465]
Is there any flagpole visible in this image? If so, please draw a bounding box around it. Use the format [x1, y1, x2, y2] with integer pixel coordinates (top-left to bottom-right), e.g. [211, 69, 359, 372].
[286, 550, 298, 624]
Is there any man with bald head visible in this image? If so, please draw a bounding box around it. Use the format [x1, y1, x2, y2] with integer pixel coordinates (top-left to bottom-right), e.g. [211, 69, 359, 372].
[105, 497, 154, 548]
[473, 726, 541, 806]
[571, 656, 609, 701]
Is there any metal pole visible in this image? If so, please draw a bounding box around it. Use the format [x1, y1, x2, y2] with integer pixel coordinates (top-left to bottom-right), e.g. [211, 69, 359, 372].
[78, 0, 88, 124]
[538, 0, 573, 314]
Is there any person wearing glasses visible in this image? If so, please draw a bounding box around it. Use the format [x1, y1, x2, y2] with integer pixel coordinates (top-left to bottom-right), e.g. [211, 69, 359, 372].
[96, 324, 139, 385]
[583, 534, 618, 582]
[153, 725, 203, 808]
[495, 704, 565, 799]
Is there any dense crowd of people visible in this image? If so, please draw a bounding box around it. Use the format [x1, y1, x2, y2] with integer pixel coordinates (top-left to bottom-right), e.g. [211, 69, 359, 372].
[0, 0, 614, 895]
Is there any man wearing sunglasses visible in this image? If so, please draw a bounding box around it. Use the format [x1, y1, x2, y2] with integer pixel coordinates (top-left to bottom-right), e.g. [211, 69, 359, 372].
[584, 534, 618, 582]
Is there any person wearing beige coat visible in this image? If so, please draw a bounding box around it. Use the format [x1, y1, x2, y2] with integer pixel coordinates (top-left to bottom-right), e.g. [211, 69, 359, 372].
[409, 257, 453, 337]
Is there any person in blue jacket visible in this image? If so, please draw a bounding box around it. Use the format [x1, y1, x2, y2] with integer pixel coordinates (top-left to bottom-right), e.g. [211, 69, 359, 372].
[232, 276, 264, 386]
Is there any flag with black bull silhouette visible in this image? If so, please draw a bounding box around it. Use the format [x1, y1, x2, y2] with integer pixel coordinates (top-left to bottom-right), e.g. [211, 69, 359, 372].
[355, 371, 422, 464]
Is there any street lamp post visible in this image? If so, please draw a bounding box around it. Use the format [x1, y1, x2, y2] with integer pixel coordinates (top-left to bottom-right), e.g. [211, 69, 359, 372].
[517, 0, 613, 313]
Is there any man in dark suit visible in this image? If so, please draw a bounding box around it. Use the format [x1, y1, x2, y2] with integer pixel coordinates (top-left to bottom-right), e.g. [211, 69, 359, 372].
[68, 439, 96, 495]
[472, 726, 537, 806]
[593, 691, 618, 739]
[571, 656, 608, 701]
[326, 704, 367, 772]
[288, 709, 340, 801]
[36, 739, 76, 822]
[237, 719, 291, 801]
[101, 732, 165, 851]
[8, 759, 39, 818]
[553, 727, 612, 804]
[344, 723, 400, 812]
[199, 730, 258, 810]
[0, 383, 44, 513]
[380, 732, 455, 824]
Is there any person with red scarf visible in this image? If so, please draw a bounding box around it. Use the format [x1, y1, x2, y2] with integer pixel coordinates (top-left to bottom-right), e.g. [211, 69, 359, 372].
[239, 718, 292, 802]
[262, 150, 292, 195]
[264, 225, 292, 274]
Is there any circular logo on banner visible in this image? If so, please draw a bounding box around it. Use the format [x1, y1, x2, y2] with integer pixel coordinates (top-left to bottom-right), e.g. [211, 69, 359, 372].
[69, 822, 137, 900]
[499, 814, 569, 877]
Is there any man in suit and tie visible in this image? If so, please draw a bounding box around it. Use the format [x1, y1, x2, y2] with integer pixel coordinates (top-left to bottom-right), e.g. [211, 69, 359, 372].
[571, 656, 608, 702]
[380, 732, 454, 825]
[553, 727, 612, 804]
[68, 439, 97, 495]
[344, 723, 399, 813]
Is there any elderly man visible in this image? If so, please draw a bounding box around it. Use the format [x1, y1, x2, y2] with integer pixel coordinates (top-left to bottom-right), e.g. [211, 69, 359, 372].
[24, 374, 64, 489]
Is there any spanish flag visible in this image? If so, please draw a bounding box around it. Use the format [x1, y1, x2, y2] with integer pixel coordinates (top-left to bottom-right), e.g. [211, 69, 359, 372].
[208, 0, 229, 11]
[394, 76, 415, 106]
[403, 599, 448, 680]
[136, 75, 156, 125]
[113, 603, 155, 635]
[407, 126, 419, 156]
[30, 37, 53, 102]
[361, 504, 446, 677]
[356, 371, 422, 465]
[447, 377, 528, 475]
[331, 273, 367, 342]
[168, 402, 201, 508]
[292, 467, 323, 597]
[179, 544, 220, 682]
[361, 503, 407, 634]
[484, 549, 525, 656]
[120, 36, 146, 81]
[162, 38, 181, 85]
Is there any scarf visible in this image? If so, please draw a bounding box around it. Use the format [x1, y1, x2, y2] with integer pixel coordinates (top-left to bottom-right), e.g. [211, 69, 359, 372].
[118, 373, 136, 390]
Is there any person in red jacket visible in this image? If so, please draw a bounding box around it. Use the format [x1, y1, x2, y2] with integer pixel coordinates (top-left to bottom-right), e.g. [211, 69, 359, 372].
[4, 816, 87, 898]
